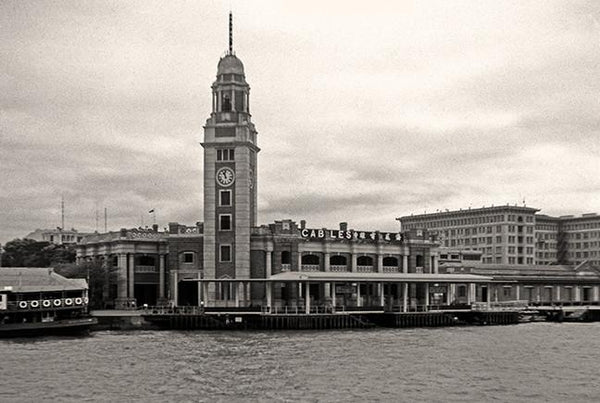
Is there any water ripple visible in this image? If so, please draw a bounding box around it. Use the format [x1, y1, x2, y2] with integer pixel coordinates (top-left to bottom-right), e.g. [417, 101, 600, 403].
[1, 324, 600, 402]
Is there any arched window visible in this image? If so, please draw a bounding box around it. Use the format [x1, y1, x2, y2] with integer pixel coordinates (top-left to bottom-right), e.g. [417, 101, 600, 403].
[301, 254, 320, 265]
[357, 256, 373, 266]
[330, 255, 347, 266]
[222, 94, 232, 112]
[382, 257, 398, 267]
[281, 251, 291, 264]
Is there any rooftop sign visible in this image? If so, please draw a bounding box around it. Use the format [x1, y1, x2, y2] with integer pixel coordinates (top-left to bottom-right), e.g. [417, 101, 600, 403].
[300, 228, 403, 243]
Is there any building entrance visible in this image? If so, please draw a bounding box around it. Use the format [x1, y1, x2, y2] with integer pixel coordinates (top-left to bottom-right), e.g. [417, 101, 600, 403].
[134, 284, 158, 306]
[178, 281, 199, 306]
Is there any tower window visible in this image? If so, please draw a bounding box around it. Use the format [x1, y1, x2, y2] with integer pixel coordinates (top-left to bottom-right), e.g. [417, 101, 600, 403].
[222, 94, 231, 112]
[217, 149, 235, 161]
[220, 190, 231, 206]
[220, 245, 232, 262]
[219, 214, 232, 231]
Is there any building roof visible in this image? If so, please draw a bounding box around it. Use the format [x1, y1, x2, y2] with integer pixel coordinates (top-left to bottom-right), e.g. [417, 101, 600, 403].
[0, 268, 88, 293]
[441, 262, 600, 282]
[78, 228, 167, 245]
[188, 272, 493, 283]
[269, 271, 492, 283]
[217, 54, 245, 76]
[397, 205, 540, 221]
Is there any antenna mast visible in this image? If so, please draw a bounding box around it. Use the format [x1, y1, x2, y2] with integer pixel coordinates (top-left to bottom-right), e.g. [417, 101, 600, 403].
[61, 196, 65, 230]
[104, 207, 107, 232]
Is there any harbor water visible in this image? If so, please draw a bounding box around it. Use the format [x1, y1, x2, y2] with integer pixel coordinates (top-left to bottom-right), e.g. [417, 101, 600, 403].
[1, 323, 599, 402]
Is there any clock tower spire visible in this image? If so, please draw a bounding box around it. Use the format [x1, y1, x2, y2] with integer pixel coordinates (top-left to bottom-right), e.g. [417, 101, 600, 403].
[202, 12, 259, 306]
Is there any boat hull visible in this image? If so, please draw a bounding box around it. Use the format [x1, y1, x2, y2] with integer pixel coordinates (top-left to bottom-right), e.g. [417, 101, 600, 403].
[0, 317, 98, 338]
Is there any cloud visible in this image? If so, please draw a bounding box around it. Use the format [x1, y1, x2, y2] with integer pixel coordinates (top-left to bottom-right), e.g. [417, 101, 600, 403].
[1, 0, 599, 243]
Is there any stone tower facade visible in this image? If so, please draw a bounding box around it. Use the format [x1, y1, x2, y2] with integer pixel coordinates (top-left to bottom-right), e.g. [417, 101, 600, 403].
[202, 39, 259, 305]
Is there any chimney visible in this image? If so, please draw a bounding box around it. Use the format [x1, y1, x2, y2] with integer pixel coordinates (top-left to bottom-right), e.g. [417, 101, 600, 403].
[152, 224, 159, 232]
[300, 220, 306, 229]
[340, 222, 348, 231]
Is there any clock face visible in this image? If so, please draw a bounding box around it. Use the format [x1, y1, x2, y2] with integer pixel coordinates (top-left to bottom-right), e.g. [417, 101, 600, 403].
[216, 167, 235, 187]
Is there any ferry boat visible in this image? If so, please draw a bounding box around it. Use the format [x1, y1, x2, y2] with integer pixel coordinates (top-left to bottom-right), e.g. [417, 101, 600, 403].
[0, 267, 97, 337]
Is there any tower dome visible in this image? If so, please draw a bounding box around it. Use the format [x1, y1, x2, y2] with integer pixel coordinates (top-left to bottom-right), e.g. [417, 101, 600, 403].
[217, 54, 245, 76]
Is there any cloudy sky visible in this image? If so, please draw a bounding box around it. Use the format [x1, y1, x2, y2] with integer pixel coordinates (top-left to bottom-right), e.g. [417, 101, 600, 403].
[1, 0, 599, 244]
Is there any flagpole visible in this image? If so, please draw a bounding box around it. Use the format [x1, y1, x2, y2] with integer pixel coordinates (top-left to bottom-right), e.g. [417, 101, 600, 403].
[149, 209, 156, 226]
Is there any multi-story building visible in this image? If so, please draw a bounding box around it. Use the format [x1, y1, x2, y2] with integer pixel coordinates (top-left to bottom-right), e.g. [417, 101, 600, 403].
[398, 208, 600, 267]
[559, 213, 600, 266]
[399, 206, 538, 265]
[25, 228, 91, 245]
[535, 215, 560, 265]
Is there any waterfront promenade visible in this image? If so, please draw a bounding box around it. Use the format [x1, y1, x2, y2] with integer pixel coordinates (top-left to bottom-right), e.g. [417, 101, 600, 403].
[90, 300, 600, 331]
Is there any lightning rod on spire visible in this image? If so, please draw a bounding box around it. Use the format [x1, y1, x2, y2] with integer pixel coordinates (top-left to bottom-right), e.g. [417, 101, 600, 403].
[228, 11, 233, 55]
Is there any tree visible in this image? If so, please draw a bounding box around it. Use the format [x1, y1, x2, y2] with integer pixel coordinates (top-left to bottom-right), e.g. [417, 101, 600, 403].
[0, 238, 76, 267]
[55, 261, 118, 310]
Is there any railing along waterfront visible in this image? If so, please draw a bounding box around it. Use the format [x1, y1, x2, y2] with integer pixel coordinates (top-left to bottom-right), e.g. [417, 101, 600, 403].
[143, 306, 204, 315]
[261, 305, 343, 315]
[527, 300, 600, 307]
[386, 304, 471, 313]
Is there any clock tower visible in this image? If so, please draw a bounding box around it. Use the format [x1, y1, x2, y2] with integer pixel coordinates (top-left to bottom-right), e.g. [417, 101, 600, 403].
[202, 13, 259, 305]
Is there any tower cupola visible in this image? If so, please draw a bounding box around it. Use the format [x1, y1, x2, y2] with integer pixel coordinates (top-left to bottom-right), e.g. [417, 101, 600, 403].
[217, 55, 245, 76]
[210, 12, 250, 118]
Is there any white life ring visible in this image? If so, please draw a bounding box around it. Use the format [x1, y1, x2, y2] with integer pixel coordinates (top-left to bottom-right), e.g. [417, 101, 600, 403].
[42, 300, 51, 308]
[54, 299, 62, 306]
[75, 297, 83, 305]
[18, 301, 28, 309]
[65, 298, 73, 306]
[30, 300, 39, 308]
[83, 297, 89, 304]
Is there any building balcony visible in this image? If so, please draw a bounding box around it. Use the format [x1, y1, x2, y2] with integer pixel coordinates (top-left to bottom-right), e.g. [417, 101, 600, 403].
[330, 265, 349, 272]
[382, 266, 399, 273]
[357, 265, 374, 273]
[301, 264, 320, 272]
[280, 264, 291, 272]
[135, 265, 157, 273]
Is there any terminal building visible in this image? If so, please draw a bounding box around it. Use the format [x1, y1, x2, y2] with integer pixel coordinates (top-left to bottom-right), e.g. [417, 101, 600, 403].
[76, 14, 600, 311]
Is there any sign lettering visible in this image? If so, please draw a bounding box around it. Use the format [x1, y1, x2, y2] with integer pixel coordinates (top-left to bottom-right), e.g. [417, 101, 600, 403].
[301, 228, 403, 243]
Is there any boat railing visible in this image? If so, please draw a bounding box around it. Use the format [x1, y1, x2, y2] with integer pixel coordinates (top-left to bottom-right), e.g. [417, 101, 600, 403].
[5, 297, 88, 312]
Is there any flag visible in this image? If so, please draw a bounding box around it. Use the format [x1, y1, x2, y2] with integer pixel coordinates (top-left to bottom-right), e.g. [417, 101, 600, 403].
[148, 209, 154, 214]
